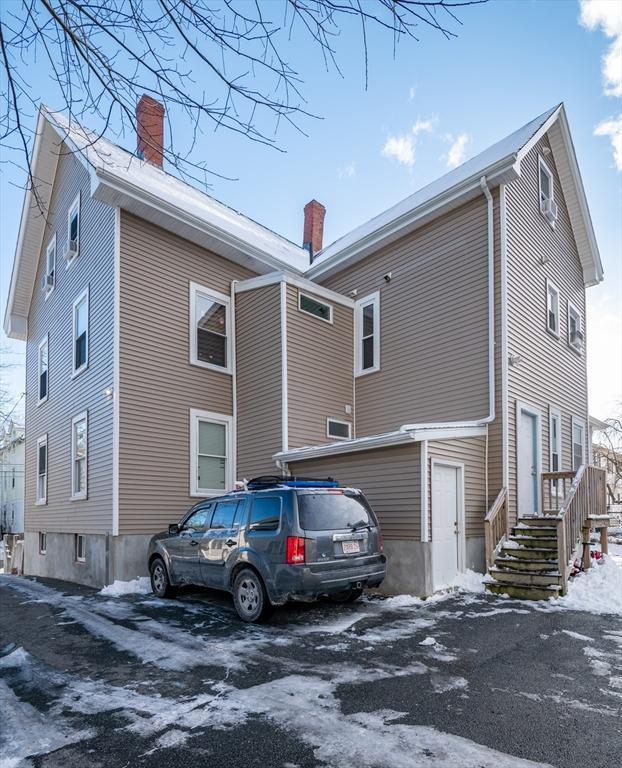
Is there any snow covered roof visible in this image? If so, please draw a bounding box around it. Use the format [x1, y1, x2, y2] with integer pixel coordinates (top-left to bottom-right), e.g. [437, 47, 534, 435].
[307, 104, 603, 287]
[4, 107, 309, 338]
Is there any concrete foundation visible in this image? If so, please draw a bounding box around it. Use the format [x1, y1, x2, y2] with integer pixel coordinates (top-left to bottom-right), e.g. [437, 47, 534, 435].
[381, 539, 433, 596]
[465, 536, 486, 573]
[24, 531, 152, 588]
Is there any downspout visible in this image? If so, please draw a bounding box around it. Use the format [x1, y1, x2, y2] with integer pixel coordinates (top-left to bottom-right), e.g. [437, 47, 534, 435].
[499, 184, 509, 489]
[480, 176, 496, 509]
[230, 280, 238, 485]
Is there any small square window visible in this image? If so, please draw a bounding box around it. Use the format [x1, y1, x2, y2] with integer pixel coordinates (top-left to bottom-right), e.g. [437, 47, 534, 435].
[546, 280, 560, 338]
[327, 419, 352, 440]
[298, 292, 333, 323]
[39, 532, 47, 555]
[75, 534, 86, 563]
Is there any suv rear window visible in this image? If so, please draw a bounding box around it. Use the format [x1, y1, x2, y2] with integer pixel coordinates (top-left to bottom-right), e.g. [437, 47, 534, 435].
[297, 491, 373, 531]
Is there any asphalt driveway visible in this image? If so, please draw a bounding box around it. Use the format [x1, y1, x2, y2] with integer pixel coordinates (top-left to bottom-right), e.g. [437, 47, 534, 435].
[0, 573, 620, 768]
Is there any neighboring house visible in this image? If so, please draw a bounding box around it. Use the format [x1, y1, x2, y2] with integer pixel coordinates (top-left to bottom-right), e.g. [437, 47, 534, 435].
[592, 446, 622, 506]
[0, 421, 25, 535]
[3, 97, 605, 593]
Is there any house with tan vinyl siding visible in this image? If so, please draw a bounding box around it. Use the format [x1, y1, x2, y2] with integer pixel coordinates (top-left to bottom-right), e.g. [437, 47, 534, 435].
[4, 98, 604, 596]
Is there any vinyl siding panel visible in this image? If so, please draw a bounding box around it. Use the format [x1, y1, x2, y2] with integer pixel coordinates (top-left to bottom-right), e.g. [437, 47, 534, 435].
[428, 437, 487, 539]
[24, 152, 115, 534]
[319, 197, 490, 436]
[236, 285, 282, 478]
[288, 444, 421, 540]
[287, 284, 354, 447]
[117, 212, 254, 534]
[506, 136, 588, 523]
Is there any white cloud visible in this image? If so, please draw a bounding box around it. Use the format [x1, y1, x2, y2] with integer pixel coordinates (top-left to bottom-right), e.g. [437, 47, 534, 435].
[580, 0, 622, 97]
[594, 114, 622, 170]
[337, 162, 356, 180]
[382, 135, 415, 166]
[445, 133, 470, 168]
[381, 117, 436, 168]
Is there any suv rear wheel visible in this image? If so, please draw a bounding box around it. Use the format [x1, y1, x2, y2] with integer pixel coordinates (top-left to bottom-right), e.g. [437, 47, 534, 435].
[233, 568, 273, 623]
[150, 557, 175, 598]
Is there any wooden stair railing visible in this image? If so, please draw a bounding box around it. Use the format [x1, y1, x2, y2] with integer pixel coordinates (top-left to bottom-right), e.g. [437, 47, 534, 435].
[545, 465, 607, 595]
[484, 487, 508, 570]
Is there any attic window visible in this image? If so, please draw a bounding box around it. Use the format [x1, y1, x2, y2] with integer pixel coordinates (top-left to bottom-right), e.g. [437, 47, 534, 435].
[538, 156, 557, 225]
[43, 235, 56, 295]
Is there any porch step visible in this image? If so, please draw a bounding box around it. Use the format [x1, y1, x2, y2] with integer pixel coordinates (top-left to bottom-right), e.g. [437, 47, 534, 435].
[485, 582, 562, 600]
[501, 545, 558, 560]
[509, 535, 558, 549]
[512, 525, 557, 538]
[517, 516, 559, 527]
[494, 556, 559, 573]
[489, 567, 562, 587]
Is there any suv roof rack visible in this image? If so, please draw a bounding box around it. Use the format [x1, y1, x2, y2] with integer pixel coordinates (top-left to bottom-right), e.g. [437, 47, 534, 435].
[246, 475, 339, 490]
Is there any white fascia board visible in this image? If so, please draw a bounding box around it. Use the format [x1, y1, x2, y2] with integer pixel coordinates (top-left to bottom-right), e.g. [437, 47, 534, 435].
[514, 104, 562, 165]
[306, 159, 519, 281]
[235, 271, 354, 308]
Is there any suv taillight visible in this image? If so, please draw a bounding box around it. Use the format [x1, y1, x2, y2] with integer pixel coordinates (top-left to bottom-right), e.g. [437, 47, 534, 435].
[286, 536, 306, 564]
[378, 529, 384, 553]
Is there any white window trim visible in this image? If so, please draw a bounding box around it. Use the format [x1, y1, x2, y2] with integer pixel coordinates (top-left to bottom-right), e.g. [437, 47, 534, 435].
[71, 287, 89, 378]
[354, 291, 380, 377]
[326, 418, 352, 441]
[538, 155, 554, 205]
[567, 299, 583, 354]
[571, 416, 586, 471]
[189, 408, 233, 497]
[298, 291, 333, 324]
[71, 410, 88, 501]
[39, 532, 47, 555]
[545, 279, 560, 339]
[189, 282, 232, 374]
[75, 534, 86, 563]
[35, 434, 48, 506]
[66, 192, 81, 266]
[548, 406, 562, 472]
[37, 334, 49, 406]
[44, 234, 56, 298]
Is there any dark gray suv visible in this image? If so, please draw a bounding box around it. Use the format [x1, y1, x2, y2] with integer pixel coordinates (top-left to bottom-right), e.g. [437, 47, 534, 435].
[147, 477, 387, 622]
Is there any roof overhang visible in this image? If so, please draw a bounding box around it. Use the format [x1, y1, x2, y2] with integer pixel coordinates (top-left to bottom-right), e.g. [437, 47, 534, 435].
[274, 423, 487, 463]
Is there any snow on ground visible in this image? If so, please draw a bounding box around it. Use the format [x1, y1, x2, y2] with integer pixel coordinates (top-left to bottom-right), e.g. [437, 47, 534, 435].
[550, 555, 622, 616]
[99, 577, 151, 597]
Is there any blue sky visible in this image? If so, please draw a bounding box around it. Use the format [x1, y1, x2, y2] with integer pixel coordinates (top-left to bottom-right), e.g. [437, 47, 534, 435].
[1, 0, 620, 422]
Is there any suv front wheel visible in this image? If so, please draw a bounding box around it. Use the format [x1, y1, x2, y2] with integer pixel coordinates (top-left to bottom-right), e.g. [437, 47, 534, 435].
[150, 557, 175, 598]
[233, 568, 273, 623]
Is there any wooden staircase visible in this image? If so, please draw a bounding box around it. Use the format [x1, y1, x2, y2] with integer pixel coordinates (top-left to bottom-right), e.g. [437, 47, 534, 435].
[484, 465, 607, 600]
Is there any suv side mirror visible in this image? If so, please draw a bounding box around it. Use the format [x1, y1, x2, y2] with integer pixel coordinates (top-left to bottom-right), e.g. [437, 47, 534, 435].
[168, 523, 180, 535]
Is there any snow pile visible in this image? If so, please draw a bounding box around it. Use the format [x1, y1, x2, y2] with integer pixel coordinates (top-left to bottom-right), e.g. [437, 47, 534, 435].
[452, 569, 486, 594]
[99, 577, 152, 597]
[555, 555, 622, 616]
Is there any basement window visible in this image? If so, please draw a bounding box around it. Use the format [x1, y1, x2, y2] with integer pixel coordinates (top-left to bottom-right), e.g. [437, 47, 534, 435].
[299, 292, 333, 323]
[39, 532, 47, 555]
[75, 534, 86, 563]
[327, 419, 351, 440]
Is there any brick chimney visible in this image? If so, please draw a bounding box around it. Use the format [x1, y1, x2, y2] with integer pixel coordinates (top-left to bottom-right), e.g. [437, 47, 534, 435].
[136, 94, 165, 167]
[303, 199, 326, 262]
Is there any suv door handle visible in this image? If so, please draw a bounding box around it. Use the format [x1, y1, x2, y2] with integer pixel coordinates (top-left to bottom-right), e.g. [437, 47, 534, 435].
[225, 539, 237, 547]
[190, 540, 199, 547]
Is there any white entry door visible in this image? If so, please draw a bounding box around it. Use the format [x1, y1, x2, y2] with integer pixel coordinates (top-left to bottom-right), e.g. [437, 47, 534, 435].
[518, 407, 540, 517]
[432, 463, 463, 590]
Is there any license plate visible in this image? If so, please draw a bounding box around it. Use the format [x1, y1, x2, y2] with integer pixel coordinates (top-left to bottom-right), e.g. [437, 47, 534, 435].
[342, 540, 360, 554]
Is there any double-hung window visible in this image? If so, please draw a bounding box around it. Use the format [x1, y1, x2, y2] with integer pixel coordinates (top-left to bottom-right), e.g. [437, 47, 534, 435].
[572, 418, 585, 471]
[190, 282, 231, 373]
[38, 335, 49, 404]
[71, 411, 88, 500]
[546, 280, 560, 338]
[538, 156, 557, 224]
[36, 434, 48, 505]
[567, 301, 583, 353]
[66, 193, 80, 264]
[72, 288, 89, 376]
[190, 408, 232, 496]
[43, 235, 56, 295]
[549, 408, 561, 472]
[355, 291, 380, 376]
